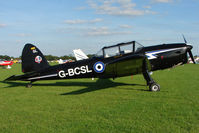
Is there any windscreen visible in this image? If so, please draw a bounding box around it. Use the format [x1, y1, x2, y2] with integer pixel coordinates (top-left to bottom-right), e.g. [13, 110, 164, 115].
[104, 47, 119, 58]
[94, 41, 144, 58]
[134, 41, 144, 53]
[120, 44, 133, 54]
[95, 49, 103, 57]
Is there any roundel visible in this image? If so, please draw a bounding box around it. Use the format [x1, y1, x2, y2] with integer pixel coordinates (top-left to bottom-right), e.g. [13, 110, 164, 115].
[93, 61, 105, 73]
[35, 56, 42, 64]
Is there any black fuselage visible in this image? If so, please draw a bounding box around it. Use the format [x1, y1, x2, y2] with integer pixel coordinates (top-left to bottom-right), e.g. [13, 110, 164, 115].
[5, 41, 194, 84]
[144, 43, 188, 70]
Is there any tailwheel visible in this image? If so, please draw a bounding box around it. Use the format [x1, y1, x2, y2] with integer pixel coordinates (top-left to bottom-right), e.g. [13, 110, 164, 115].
[26, 83, 32, 88]
[149, 83, 160, 92]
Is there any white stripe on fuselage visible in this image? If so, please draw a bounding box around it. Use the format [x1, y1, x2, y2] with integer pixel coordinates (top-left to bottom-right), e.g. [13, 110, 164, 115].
[28, 74, 58, 80]
[146, 47, 186, 60]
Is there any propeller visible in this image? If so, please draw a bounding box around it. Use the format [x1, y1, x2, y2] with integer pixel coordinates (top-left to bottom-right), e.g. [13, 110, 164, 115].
[182, 34, 187, 43]
[183, 35, 196, 64]
[188, 49, 196, 64]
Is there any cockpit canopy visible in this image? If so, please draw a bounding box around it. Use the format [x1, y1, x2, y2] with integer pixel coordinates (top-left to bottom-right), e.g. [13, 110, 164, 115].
[95, 41, 144, 58]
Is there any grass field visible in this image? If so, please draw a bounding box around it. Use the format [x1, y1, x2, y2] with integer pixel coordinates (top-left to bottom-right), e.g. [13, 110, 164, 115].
[0, 64, 198, 133]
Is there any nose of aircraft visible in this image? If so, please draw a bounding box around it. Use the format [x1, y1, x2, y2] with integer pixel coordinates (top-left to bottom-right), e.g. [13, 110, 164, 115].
[186, 44, 193, 50]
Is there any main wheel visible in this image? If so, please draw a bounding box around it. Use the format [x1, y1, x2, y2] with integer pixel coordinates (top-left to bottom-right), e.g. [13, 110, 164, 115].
[149, 83, 160, 92]
[26, 83, 32, 88]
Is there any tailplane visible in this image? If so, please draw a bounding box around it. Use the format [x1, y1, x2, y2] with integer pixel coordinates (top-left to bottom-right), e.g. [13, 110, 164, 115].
[22, 44, 50, 73]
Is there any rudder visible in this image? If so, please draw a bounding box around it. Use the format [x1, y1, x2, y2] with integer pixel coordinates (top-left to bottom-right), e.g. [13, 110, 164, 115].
[22, 43, 50, 73]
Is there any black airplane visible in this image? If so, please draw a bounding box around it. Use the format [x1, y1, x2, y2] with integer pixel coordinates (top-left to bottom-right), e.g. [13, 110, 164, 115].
[5, 37, 195, 91]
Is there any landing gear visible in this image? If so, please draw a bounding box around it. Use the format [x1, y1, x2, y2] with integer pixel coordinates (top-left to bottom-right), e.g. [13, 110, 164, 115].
[142, 57, 160, 92]
[149, 82, 160, 92]
[26, 83, 32, 88]
[26, 82, 33, 88]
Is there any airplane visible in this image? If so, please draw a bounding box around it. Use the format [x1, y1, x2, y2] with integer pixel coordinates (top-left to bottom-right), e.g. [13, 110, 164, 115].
[58, 59, 74, 64]
[4, 37, 195, 91]
[0, 59, 13, 69]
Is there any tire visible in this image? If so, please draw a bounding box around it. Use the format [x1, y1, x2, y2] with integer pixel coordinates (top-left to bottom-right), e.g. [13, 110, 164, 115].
[149, 83, 160, 92]
[26, 83, 32, 88]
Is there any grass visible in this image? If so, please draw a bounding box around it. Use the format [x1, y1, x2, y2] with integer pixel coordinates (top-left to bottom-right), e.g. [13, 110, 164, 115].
[0, 64, 199, 133]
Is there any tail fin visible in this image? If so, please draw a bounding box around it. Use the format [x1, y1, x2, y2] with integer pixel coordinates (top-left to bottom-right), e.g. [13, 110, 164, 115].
[22, 43, 50, 73]
[73, 49, 89, 61]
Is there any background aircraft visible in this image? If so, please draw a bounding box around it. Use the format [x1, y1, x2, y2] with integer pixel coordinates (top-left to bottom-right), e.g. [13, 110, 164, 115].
[0, 59, 13, 69]
[5, 38, 195, 91]
[58, 59, 74, 64]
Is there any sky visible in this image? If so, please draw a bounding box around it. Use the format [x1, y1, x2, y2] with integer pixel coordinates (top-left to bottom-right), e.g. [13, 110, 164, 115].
[0, 0, 199, 57]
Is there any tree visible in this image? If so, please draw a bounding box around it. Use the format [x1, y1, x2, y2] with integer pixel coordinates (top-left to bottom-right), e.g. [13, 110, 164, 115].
[0, 55, 11, 60]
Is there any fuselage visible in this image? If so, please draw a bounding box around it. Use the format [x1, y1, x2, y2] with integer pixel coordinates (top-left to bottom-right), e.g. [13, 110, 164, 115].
[0, 60, 13, 66]
[21, 53, 145, 81]
[15, 42, 191, 82]
[144, 43, 189, 70]
[5, 41, 193, 83]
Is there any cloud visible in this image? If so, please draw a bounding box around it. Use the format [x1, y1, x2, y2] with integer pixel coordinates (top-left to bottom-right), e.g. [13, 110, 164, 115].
[75, 6, 87, 10]
[14, 33, 32, 37]
[16, 40, 23, 43]
[87, 0, 156, 16]
[59, 25, 133, 37]
[143, 5, 152, 9]
[0, 23, 6, 28]
[64, 18, 103, 24]
[119, 24, 132, 29]
[152, 0, 173, 3]
[86, 27, 132, 36]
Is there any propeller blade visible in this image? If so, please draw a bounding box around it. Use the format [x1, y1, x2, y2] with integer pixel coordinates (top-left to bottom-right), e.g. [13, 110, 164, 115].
[182, 34, 187, 43]
[188, 50, 196, 64]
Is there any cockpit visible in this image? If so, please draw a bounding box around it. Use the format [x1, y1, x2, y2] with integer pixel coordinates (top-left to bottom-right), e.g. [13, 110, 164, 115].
[95, 41, 144, 58]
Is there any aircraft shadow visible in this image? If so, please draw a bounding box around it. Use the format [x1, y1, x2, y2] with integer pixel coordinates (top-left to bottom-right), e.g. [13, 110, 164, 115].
[60, 79, 147, 95]
[1, 79, 147, 95]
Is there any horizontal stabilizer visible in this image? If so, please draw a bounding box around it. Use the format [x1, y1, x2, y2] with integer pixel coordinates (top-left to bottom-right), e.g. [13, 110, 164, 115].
[4, 75, 27, 81]
[4, 72, 38, 81]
